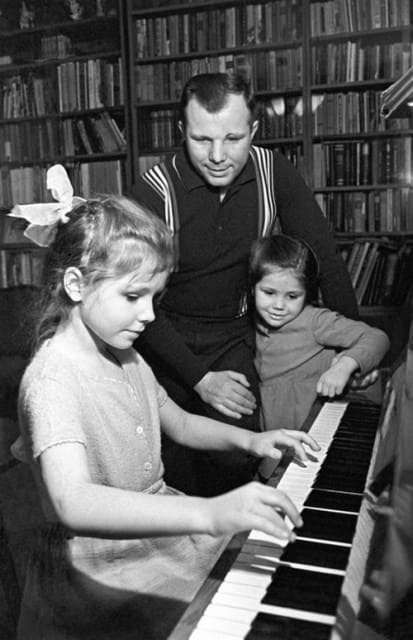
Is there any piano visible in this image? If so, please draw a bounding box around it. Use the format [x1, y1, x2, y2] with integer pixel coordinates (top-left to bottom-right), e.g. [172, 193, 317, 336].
[169, 354, 413, 640]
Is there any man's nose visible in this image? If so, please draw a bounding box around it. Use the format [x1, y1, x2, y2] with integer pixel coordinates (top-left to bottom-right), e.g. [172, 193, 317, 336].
[209, 140, 225, 163]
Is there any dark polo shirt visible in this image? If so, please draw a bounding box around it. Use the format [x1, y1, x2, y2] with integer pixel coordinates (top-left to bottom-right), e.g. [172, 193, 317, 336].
[131, 146, 358, 387]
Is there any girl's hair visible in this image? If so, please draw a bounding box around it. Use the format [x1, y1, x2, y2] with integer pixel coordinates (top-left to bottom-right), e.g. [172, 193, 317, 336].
[249, 234, 320, 300]
[35, 196, 174, 348]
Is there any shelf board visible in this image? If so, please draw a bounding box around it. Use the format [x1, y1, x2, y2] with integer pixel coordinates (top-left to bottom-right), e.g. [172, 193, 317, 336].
[135, 39, 302, 66]
[311, 25, 413, 44]
[313, 184, 413, 192]
[312, 129, 413, 142]
[0, 15, 119, 39]
[0, 50, 121, 75]
[0, 106, 125, 126]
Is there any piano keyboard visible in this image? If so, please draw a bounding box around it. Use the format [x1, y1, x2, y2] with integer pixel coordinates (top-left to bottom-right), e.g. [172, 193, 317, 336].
[184, 400, 381, 640]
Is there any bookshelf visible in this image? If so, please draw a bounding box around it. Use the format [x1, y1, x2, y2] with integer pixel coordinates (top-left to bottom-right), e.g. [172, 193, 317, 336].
[124, 0, 413, 354]
[308, 0, 413, 352]
[0, 0, 126, 288]
[0, 0, 126, 212]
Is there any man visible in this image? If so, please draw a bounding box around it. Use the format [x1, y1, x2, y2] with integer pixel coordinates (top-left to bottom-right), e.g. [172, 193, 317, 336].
[131, 72, 359, 496]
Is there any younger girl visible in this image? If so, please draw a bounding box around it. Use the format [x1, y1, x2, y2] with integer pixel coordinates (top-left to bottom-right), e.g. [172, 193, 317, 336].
[250, 234, 390, 433]
[14, 169, 318, 640]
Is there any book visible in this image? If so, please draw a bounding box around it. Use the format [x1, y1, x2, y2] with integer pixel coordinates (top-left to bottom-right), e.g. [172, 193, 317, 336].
[351, 241, 371, 289]
[356, 242, 380, 304]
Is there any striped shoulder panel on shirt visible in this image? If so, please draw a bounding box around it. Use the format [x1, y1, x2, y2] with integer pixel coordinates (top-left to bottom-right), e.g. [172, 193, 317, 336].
[249, 145, 277, 237]
[141, 159, 180, 265]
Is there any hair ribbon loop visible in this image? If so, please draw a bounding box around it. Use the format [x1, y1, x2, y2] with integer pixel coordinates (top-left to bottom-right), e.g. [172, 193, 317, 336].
[8, 164, 85, 247]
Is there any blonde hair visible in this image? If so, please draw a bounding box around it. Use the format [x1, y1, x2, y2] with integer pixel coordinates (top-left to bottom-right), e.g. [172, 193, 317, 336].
[35, 196, 174, 348]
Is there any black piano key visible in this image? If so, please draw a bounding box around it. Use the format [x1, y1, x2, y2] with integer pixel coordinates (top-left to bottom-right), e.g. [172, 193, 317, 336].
[324, 447, 372, 461]
[245, 612, 332, 640]
[280, 539, 350, 570]
[315, 467, 369, 493]
[319, 460, 370, 476]
[304, 489, 363, 513]
[263, 566, 344, 615]
[296, 508, 358, 543]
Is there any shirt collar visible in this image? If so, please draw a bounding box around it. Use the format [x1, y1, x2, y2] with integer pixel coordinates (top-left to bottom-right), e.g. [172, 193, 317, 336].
[174, 144, 257, 193]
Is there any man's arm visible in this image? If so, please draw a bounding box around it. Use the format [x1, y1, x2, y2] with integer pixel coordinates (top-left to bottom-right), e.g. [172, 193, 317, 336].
[274, 153, 359, 320]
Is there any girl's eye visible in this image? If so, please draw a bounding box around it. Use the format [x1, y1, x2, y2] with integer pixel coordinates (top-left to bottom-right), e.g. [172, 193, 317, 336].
[126, 294, 139, 302]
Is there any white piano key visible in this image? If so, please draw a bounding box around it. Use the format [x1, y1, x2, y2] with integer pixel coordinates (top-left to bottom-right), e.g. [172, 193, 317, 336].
[223, 567, 273, 587]
[199, 603, 257, 624]
[259, 603, 336, 626]
[191, 624, 247, 640]
[218, 580, 271, 599]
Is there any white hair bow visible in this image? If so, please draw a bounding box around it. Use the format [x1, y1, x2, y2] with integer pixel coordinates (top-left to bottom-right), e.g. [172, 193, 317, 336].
[8, 164, 85, 247]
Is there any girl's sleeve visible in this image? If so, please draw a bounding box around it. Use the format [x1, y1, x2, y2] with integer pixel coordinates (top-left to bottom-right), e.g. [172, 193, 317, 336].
[313, 308, 390, 374]
[20, 377, 86, 459]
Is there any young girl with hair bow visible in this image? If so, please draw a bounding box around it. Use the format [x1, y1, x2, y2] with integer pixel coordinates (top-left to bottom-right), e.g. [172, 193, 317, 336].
[11, 166, 319, 639]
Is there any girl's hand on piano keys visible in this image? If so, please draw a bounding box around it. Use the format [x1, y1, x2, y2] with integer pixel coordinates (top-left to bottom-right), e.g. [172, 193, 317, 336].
[207, 482, 302, 540]
[247, 430, 320, 466]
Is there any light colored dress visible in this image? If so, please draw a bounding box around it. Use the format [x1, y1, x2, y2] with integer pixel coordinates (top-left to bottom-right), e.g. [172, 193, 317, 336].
[255, 305, 390, 431]
[17, 341, 226, 640]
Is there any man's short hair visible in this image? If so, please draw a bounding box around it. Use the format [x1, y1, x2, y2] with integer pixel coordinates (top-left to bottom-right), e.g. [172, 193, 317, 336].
[179, 72, 257, 129]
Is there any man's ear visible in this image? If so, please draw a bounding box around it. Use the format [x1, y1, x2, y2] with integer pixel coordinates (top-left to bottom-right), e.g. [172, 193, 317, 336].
[251, 119, 259, 140]
[63, 267, 84, 302]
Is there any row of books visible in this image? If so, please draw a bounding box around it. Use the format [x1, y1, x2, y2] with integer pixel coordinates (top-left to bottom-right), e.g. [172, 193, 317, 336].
[313, 137, 413, 189]
[257, 98, 304, 140]
[317, 188, 413, 233]
[137, 110, 180, 152]
[312, 41, 413, 85]
[0, 160, 123, 207]
[0, 113, 126, 163]
[135, 1, 301, 59]
[61, 113, 126, 157]
[57, 57, 124, 112]
[70, 160, 123, 199]
[40, 34, 72, 60]
[0, 166, 48, 210]
[341, 240, 413, 306]
[0, 249, 44, 288]
[310, 0, 411, 35]
[312, 90, 413, 136]
[1, 58, 124, 120]
[136, 48, 302, 102]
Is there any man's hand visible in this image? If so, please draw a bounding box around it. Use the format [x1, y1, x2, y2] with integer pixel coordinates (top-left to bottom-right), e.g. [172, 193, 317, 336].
[194, 370, 257, 419]
[348, 368, 379, 389]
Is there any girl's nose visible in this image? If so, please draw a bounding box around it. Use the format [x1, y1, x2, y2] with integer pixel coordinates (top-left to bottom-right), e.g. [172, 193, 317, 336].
[272, 296, 285, 309]
[139, 299, 155, 324]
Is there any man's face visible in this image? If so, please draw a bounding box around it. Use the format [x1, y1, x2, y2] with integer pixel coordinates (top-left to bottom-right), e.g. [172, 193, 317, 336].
[181, 93, 258, 193]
